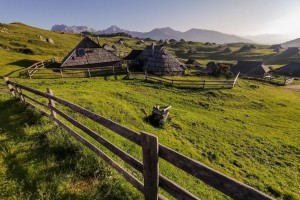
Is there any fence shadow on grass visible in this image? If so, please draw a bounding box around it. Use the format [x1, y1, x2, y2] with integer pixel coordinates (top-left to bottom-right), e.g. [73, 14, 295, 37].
[0, 97, 141, 200]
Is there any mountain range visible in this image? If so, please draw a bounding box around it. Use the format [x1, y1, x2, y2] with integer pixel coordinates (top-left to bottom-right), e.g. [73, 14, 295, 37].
[51, 24, 299, 45]
[51, 24, 96, 33]
[51, 24, 253, 44]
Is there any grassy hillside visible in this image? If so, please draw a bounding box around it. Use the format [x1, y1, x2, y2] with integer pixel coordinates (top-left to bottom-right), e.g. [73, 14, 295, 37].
[0, 93, 141, 199]
[1, 22, 299, 79]
[1, 77, 298, 200]
[0, 23, 141, 77]
[1, 23, 300, 199]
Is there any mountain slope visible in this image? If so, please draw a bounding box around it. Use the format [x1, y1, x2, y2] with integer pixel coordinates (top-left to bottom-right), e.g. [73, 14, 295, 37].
[100, 26, 253, 44]
[53, 24, 253, 44]
[51, 24, 96, 33]
[282, 38, 300, 47]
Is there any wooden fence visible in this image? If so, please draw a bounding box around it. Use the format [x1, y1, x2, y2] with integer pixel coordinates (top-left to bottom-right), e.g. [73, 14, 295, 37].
[27, 65, 126, 79]
[27, 58, 58, 79]
[3, 77, 273, 200]
[128, 72, 240, 89]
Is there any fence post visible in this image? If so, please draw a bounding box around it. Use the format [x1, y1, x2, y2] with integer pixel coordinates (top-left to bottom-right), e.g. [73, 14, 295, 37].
[3, 77, 16, 97]
[47, 88, 57, 120]
[232, 72, 240, 87]
[87, 68, 91, 78]
[16, 86, 25, 102]
[141, 132, 159, 200]
[27, 69, 32, 79]
[203, 80, 206, 89]
[60, 69, 63, 78]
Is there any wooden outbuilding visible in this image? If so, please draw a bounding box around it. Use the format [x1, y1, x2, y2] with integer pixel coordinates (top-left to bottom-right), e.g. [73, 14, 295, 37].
[231, 61, 270, 77]
[61, 37, 121, 68]
[277, 61, 300, 77]
[142, 44, 186, 75]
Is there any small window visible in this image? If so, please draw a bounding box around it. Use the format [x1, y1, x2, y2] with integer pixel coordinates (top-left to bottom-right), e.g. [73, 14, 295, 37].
[76, 49, 85, 57]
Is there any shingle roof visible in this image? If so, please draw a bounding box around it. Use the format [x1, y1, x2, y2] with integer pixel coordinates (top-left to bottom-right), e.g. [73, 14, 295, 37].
[61, 37, 121, 68]
[124, 50, 143, 60]
[231, 61, 270, 77]
[142, 46, 186, 75]
[277, 61, 300, 77]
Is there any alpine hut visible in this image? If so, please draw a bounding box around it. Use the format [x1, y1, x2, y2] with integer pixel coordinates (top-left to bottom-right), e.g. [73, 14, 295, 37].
[185, 59, 203, 69]
[61, 37, 121, 68]
[231, 61, 270, 77]
[277, 61, 300, 77]
[142, 44, 186, 75]
[123, 49, 143, 66]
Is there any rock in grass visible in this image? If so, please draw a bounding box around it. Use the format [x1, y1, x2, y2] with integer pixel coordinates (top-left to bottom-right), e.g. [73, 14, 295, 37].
[46, 38, 55, 44]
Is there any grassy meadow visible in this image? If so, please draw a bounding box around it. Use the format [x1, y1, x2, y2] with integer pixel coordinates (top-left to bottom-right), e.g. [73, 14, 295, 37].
[0, 23, 300, 199]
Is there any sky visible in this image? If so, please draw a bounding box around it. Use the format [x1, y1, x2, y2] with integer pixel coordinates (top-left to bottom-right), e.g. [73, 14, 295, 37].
[1, 0, 300, 38]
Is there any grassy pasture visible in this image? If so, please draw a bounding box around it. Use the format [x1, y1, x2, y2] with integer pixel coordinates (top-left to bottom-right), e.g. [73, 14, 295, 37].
[1, 76, 298, 200]
[0, 22, 300, 199]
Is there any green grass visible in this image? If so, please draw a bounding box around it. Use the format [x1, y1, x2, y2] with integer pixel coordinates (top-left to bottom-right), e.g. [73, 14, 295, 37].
[2, 77, 298, 200]
[0, 94, 142, 199]
[1, 22, 298, 80]
[1, 22, 300, 199]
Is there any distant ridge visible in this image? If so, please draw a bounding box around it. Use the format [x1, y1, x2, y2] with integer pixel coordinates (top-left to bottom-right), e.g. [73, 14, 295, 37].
[51, 24, 253, 44]
[282, 38, 300, 48]
[51, 24, 96, 33]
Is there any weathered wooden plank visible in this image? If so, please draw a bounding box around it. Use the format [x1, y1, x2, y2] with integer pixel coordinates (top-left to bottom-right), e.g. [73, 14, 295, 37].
[51, 106, 143, 172]
[3, 77, 16, 97]
[7, 80, 142, 145]
[87, 68, 91, 78]
[141, 132, 159, 200]
[159, 144, 273, 200]
[233, 72, 240, 87]
[60, 69, 63, 78]
[158, 194, 168, 200]
[16, 87, 25, 102]
[24, 100, 50, 117]
[22, 93, 48, 108]
[52, 117, 144, 193]
[47, 88, 57, 120]
[159, 175, 199, 200]
[51, 97, 142, 145]
[148, 76, 234, 83]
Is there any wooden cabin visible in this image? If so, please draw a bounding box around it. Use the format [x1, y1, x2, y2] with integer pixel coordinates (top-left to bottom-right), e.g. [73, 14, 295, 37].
[60, 37, 121, 68]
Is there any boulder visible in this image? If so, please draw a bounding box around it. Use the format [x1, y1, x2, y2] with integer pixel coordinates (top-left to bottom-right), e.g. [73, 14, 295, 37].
[46, 38, 55, 44]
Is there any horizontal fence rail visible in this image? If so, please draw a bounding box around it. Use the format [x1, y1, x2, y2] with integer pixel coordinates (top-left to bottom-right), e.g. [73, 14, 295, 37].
[128, 72, 240, 89]
[27, 58, 58, 79]
[3, 77, 272, 200]
[28, 64, 126, 79]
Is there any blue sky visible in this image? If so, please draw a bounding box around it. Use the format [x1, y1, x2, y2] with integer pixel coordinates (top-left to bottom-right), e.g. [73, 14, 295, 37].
[1, 0, 300, 37]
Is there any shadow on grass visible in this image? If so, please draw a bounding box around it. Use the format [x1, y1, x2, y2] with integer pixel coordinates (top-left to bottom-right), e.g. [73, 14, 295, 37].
[2, 59, 39, 77]
[0, 97, 142, 200]
[7, 59, 39, 68]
